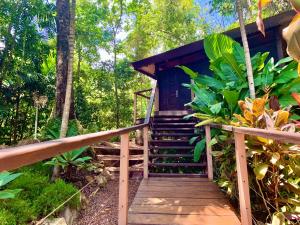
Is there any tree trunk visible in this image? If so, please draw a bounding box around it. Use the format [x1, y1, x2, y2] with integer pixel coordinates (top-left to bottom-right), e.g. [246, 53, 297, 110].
[236, 0, 256, 99]
[13, 94, 20, 143]
[55, 0, 75, 119]
[52, 0, 76, 180]
[60, 0, 76, 138]
[113, 40, 120, 128]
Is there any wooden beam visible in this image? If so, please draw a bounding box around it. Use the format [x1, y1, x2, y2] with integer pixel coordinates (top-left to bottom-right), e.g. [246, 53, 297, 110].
[134, 89, 152, 95]
[0, 124, 147, 172]
[143, 127, 149, 179]
[205, 125, 213, 181]
[118, 133, 130, 225]
[234, 132, 252, 225]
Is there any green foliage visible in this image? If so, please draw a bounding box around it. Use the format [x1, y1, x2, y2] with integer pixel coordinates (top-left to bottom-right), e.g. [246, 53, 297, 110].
[180, 34, 300, 127]
[33, 179, 80, 216]
[1, 199, 37, 225]
[1, 166, 80, 224]
[0, 209, 16, 225]
[0, 172, 22, 199]
[45, 146, 91, 171]
[7, 172, 48, 200]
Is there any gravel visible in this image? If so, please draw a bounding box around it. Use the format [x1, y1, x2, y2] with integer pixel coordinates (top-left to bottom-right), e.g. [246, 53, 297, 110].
[75, 175, 142, 225]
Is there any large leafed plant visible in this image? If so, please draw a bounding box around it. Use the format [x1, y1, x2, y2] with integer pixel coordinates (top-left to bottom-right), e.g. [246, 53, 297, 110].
[181, 33, 300, 127]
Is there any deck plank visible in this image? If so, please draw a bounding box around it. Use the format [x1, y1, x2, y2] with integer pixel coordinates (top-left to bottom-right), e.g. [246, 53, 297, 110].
[128, 177, 241, 225]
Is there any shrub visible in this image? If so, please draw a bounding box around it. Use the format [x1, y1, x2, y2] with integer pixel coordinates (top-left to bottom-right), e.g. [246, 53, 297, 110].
[33, 179, 80, 216]
[7, 172, 49, 201]
[0, 209, 16, 225]
[1, 199, 37, 225]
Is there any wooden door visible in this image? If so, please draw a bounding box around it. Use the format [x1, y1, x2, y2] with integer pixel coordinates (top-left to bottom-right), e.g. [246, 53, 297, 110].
[158, 68, 191, 111]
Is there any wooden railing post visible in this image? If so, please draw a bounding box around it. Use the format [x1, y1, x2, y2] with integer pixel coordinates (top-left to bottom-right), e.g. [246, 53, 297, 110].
[133, 94, 137, 124]
[143, 126, 149, 179]
[205, 125, 213, 180]
[118, 133, 129, 225]
[234, 132, 252, 225]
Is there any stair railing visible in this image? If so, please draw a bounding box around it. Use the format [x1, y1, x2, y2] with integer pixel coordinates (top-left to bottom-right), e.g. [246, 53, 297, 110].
[133, 88, 152, 124]
[204, 123, 300, 225]
[0, 80, 158, 225]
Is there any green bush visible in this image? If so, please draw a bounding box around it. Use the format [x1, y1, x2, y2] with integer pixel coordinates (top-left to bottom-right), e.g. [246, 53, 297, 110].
[1, 199, 37, 225]
[33, 179, 80, 216]
[18, 162, 52, 177]
[0, 209, 16, 225]
[7, 172, 49, 201]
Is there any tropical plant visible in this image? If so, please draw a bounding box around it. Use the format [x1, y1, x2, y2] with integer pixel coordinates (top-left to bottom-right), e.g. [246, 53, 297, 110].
[181, 33, 300, 127]
[0, 172, 22, 199]
[232, 95, 300, 223]
[45, 146, 92, 174]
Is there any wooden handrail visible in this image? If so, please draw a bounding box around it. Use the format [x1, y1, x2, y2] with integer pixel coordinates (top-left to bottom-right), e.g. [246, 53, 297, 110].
[205, 123, 300, 225]
[133, 82, 157, 124]
[0, 124, 147, 172]
[144, 80, 157, 124]
[210, 123, 300, 144]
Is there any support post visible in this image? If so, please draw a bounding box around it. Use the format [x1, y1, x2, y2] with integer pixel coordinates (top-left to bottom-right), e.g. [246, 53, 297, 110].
[118, 133, 129, 225]
[205, 125, 213, 180]
[234, 132, 252, 225]
[133, 94, 137, 124]
[143, 126, 149, 179]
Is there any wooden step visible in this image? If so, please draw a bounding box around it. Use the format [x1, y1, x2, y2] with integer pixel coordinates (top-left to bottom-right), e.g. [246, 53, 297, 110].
[93, 146, 143, 151]
[152, 133, 196, 137]
[97, 154, 143, 161]
[149, 154, 194, 158]
[152, 128, 195, 132]
[150, 146, 194, 150]
[148, 173, 208, 178]
[106, 163, 143, 172]
[150, 140, 190, 146]
[153, 122, 195, 127]
[149, 162, 206, 167]
[153, 118, 192, 123]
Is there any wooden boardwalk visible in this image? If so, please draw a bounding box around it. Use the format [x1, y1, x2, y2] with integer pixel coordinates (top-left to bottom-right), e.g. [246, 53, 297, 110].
[128, 177, 241, 225]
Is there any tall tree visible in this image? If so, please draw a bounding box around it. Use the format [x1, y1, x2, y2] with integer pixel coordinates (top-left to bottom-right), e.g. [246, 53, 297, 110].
[236, 0, 256, 98]
[60, 0, 76, 137]
[55, 0, 75, 119]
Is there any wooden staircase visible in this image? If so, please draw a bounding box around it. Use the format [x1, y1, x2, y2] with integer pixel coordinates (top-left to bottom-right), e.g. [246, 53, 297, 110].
[149, 111, 207, 178]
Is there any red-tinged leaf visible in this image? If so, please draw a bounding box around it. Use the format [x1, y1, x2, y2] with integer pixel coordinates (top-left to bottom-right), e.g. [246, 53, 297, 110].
[292, 93, 300, 106]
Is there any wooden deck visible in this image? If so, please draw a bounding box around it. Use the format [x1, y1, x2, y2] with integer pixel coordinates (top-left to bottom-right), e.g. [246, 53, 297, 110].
[128, 177, 241, 225]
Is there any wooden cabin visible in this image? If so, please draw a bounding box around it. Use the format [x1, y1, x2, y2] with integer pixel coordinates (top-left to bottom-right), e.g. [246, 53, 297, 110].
[132, 11, 295, 113]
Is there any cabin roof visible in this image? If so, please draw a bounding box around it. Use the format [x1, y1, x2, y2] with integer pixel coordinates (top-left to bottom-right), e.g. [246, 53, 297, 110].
[131, 10, 295, 79]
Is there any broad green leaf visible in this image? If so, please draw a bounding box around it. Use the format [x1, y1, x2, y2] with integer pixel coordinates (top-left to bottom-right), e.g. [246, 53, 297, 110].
[0, 172, 22, 187]
[195, 75, 224, 90]
[254, 163, 268, 180]
[274, 70, 298, 84]
[204, 34, 235, 61]
[209, 102, 222, 115]
[193, 139, 206, 162]
[233, 42, 245, 65]
[223, 90, 239, 113]
[279, 94, 298, 107]
[0, 189, 22, 199]
[178, 66, 198, 79]
[274, 56, 293, 67]
[189, 136, 198, 145]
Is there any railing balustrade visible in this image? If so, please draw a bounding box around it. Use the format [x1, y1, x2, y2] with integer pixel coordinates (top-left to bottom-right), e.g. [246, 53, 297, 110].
[205, 123, 300, 225]
[0, 81, 157, 225]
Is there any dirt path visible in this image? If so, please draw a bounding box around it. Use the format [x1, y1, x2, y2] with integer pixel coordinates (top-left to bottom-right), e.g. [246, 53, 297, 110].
[75, 176, 142, 225]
